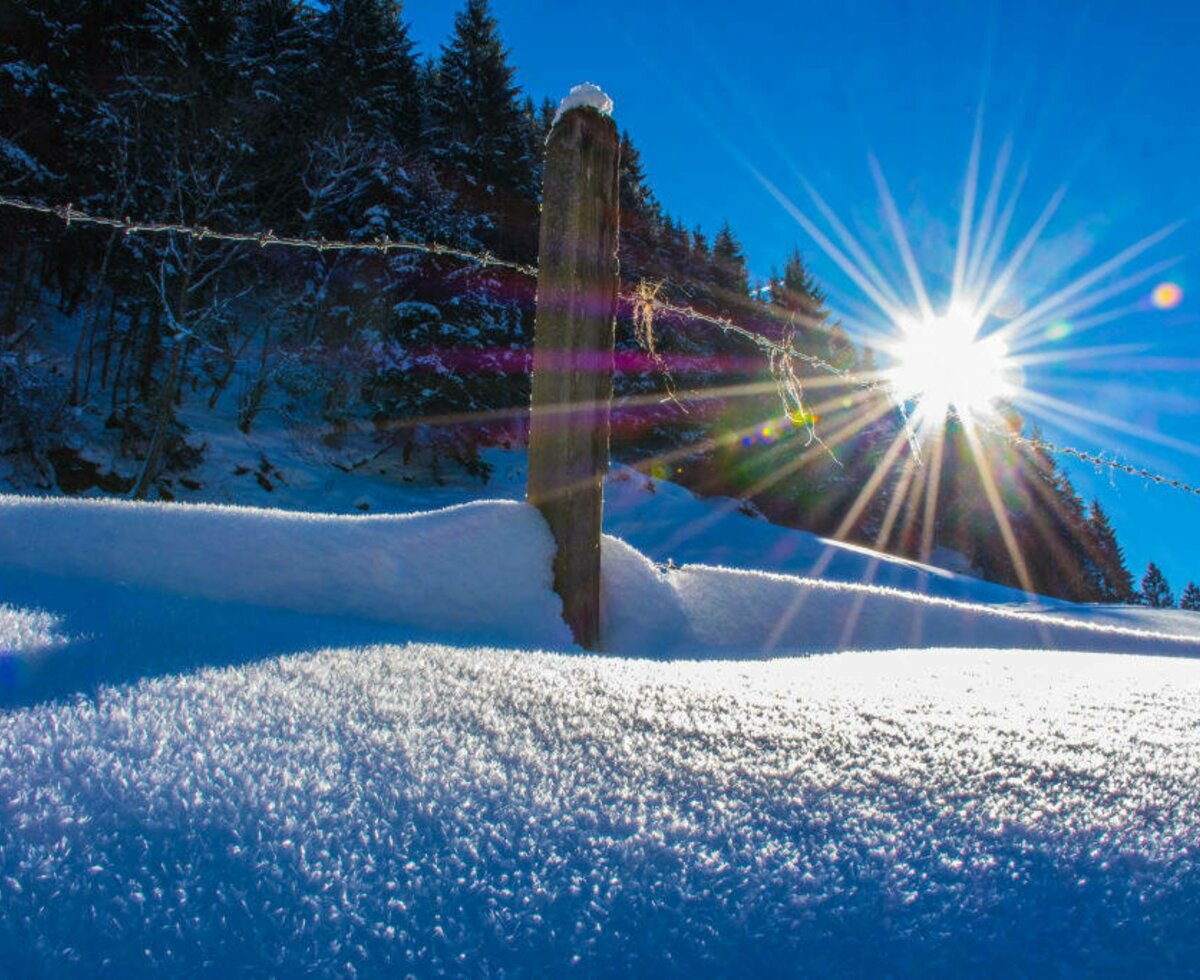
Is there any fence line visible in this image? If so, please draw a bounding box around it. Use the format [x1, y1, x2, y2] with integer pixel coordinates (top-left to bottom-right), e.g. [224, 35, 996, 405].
[0, 194, 541, 277]
[3, 193, 1196, 500]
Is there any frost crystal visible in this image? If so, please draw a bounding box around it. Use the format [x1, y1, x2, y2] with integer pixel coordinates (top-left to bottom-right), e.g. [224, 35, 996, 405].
[553, 82, 614, 127]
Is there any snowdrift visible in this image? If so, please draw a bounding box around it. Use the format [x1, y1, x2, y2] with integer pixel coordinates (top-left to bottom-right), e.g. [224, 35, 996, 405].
[3, 492, 1198, 674]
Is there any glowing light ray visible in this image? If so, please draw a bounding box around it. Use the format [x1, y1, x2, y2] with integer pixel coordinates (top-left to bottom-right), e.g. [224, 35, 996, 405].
[801, 178, 906, 312]
[982, 395, 1112, 455]
[368, 375, 797, 437]
[692, 392, 897, 521]
[964, 137, 1013, 291]
[1003, 255, 1182, 352]
[652, 397, 892, 560]
[959, 418, 1036, 595]
[1016, 389, 1200, 459]
[1008, 304, 1147, 357]
[762, 576, 819, 654]
[817, 291, 904, 354]
[833, 426, 914, 541]
[977, 184, 1068, 322]
[897, 445, 932, 559]
[632, 387, 890, 552]
[840, 451, 921, 647]
[919, 425, 947, 561]
[1042, 301, 1149, 337]
[995, 223, 1183, 345]
[836, 580, 876, 649]
[1099, 357, 1200, 373]
[952, 110, 985, 303]
[801, 370, 892, 391]
[752, 167, 908, 323]
[804, 396, 900, 457]
[969, 161, 1030, 298]
[1010, 342, 1150, 370]
[875, 453, 921, 552]
[1020, 457, 1115, 582]
[868, 154, 935, 321]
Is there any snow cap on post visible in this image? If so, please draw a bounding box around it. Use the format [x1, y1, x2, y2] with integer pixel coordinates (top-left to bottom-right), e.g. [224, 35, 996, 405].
[552, 82, 614, 129]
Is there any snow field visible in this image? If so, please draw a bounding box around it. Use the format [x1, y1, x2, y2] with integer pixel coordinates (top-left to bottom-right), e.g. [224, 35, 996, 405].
[3, 642, 1200, 974]
[4, 484, 1200, 974]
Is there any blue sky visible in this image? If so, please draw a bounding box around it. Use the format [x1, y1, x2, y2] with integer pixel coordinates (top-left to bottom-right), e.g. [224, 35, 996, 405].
[406, 0, 1200, 594]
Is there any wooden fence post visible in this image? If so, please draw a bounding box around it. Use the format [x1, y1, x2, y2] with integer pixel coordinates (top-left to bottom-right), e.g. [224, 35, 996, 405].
[527, 88, 620, 651]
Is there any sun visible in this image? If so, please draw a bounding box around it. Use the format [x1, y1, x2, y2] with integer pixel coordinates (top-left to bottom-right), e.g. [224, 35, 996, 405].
[886, 304, 1017, 428]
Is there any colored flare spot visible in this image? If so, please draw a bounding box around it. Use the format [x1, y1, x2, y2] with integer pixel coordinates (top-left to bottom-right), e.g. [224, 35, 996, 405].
[740, 418, 793, 447]
[1151, 282, 1183, 310]
[1046, 321, 1072, 342]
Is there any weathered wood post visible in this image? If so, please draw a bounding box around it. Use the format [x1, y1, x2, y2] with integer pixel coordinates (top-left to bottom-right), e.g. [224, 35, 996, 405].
[527, 85, 620, 651]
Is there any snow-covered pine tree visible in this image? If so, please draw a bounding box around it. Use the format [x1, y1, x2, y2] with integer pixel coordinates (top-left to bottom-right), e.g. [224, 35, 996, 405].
[1139, 561, 1175, 608]
[315, 0, 422, 149]
[1180, 581, 1200, 611]
[427, 0, 534, 256]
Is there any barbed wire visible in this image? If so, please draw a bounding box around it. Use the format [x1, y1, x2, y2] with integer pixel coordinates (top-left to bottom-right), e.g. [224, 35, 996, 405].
[631, 291, 864, 381]
[0, 194, 541, 277]
[5, 193, 1196, 499]
[1005, 433, 1200, 497]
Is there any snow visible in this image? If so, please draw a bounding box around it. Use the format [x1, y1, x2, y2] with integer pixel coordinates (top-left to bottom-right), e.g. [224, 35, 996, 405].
[3, 640, 1200, 974]
[0, 603, 68, 656]
[4, 471, 1200, 973]
[0, 494, 568, 650]
[553, 82, 614, 127]
[3, 489, 1195, 676]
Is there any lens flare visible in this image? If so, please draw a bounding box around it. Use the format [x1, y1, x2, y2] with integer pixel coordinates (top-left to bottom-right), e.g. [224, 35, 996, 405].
[887, 306, 1017, 428]
[1151, 282, 1183, 310]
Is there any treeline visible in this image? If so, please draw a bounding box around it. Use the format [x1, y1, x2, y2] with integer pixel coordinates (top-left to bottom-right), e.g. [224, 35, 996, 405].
[1140, 563, 1200, 610]
[0, 0, 1171, 604]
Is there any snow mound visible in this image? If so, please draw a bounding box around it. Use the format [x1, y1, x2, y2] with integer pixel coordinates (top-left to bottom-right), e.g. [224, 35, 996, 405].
[0, 494, 571, 650]
[2, 491, 1199, 688]
[553, 81, 614, 126]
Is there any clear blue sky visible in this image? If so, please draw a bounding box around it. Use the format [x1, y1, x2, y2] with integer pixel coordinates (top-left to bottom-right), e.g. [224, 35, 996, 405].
[407, 0, 1200, 594]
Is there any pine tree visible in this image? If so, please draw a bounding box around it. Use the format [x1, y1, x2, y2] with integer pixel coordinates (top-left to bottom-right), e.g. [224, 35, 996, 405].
[316, 0, 422, 147]
[1140, 561, 1175, 608]
[711, 222, 750, 303]
[1085, 500, 1135, 602]
[428, 0, 531, 210]
[1181, 582, 1200, 611]
[616, 131, 661, 286]
[770, 248, 828, 330]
